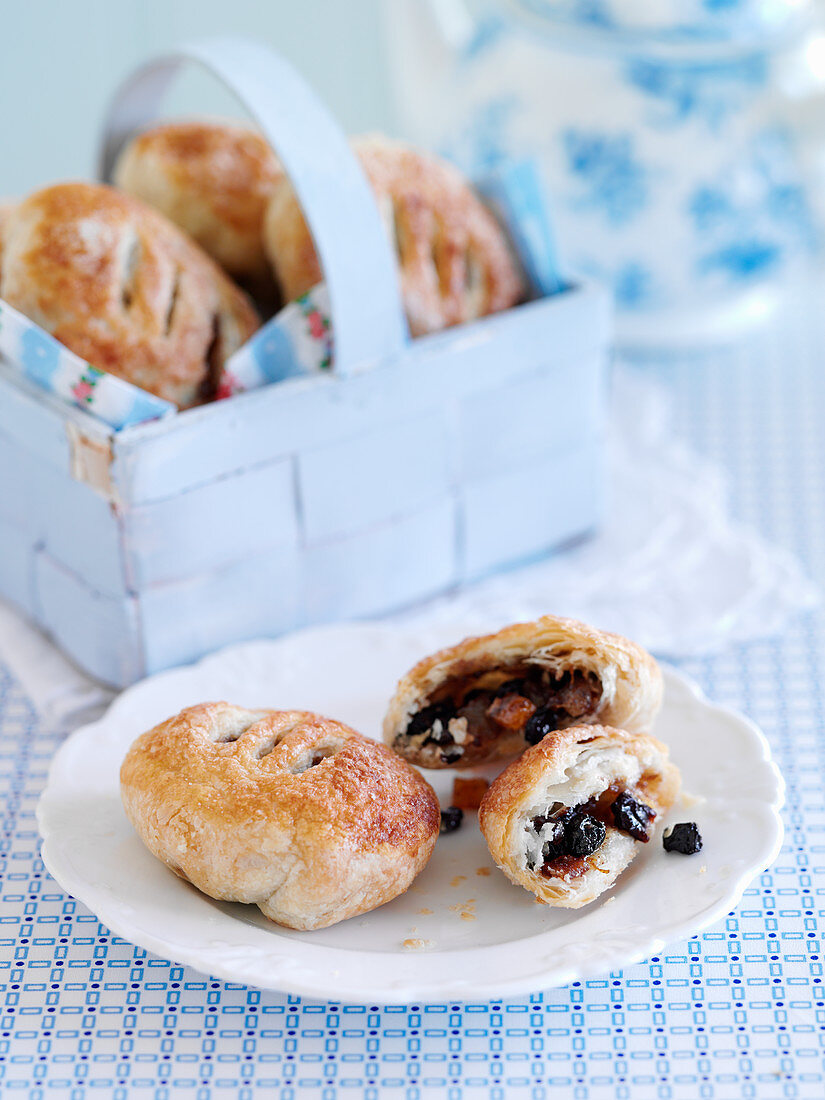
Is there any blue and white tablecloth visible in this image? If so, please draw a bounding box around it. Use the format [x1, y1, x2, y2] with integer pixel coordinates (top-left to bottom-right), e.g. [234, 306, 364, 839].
[1, 292, 825, 1098]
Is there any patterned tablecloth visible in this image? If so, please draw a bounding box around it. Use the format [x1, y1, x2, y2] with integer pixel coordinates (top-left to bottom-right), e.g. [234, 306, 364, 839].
[2, 292, 824, 1099]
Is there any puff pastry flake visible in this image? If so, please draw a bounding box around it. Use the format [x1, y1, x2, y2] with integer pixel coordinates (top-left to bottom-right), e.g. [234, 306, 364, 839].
[479, 724, 680, 908]
[383, 615, 663, 769]
[120, 703, 440, 930]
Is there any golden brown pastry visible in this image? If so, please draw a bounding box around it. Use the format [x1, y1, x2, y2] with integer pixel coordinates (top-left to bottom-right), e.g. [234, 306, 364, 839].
[113, 121, 282, 298]
[120, 703, 440, 930]
[479, 724, 680, 908]
[383, 615, 663, 769]
[263, 134, 525, 335]
[0, 182, 259, 407]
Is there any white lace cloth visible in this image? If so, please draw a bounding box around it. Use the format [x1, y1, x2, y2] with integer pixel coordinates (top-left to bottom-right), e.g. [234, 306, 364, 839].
[0, 364, 817, 730]
[400, 364, 819, 653]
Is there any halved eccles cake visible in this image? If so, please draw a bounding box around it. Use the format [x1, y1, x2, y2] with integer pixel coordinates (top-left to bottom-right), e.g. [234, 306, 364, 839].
[478, 724, 680, 908]
[382, 615, 663, 769]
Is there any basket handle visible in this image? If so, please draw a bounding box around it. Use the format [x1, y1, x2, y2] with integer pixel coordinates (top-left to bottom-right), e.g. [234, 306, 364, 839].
[99, 36, 409, 377]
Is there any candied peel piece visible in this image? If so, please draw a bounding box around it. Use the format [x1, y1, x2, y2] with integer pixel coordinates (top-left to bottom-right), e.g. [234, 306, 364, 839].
[487, 693, 536, 730]
[452, 776, 489, 811]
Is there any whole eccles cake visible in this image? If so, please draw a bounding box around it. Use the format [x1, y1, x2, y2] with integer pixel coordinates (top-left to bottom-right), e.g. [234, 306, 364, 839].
[264, 134, 525, 337]
[479, 724, 680, 908]
[113, 121, 283, 297]
[0, 182, 259, 408]
[120, 703, 440, 930]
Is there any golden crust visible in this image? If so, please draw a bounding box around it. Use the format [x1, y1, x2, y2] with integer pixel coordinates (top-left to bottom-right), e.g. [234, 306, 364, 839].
[263, 134, 525, 335]
[120, 703, 440, 930]
[0, 182, 259, 408]
[479, 724, 680, 908]
[383, 615, 664, 768]
[114, 120, 282, 292]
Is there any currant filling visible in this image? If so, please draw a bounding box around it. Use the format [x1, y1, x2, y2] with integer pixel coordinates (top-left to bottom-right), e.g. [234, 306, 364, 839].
[526, 788, 655, 880]
[400, 666, 602, 763]
[611, 790, 655, 840]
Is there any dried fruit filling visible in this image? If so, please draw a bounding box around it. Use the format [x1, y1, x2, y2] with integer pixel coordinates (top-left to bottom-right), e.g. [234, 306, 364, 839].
[402, 666, 602, 763]
[526, 787, 656, 880]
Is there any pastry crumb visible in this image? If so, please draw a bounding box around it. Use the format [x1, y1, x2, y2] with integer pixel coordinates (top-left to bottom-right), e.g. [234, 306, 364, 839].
[680, 790, 707, 809]
[449, 898, 476, 921]
[475, 866, 491, 876]
[603, 896, 616, 906]
[450, 875, 467, 887]
[418, 907, 433, 915]
[699, 864, 707, 874]
[402, 938, 432, 951]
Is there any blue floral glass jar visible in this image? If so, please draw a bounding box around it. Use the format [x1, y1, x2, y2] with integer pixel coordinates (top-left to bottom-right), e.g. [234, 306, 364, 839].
[509, 0, 810, 46]
[387, 0, 820, 347]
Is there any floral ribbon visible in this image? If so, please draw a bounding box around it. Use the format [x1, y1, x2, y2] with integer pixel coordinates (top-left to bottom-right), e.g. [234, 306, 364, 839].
[0, 300, 176, 430]
[217, 283, 333, 398]
[0, 283, 333, 430]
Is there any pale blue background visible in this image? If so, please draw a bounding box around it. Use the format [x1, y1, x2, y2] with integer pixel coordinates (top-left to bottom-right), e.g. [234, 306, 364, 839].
[0, 0, 394, 199]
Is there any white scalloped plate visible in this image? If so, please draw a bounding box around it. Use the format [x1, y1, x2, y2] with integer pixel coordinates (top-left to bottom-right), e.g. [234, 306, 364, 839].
[37, 622, 784, 1001]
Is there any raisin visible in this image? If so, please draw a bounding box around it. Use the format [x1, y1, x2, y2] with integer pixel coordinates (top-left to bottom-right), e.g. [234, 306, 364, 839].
[496, 678, 528, 697]
[440, 806, 464, 834]
[611, 791, 655, 842]
[556, 670, 601, 718]
[532, 814, 567, 862]
[530, 806, 606, 873]
[440, 746, 464, 765]
[524, 704, 564, 745]
[562, 812, 606, 857]
[432, 727, 456, 746]
[462, 688, 493, 705]
[663, 822, 702, 854]
[540, 819, 567, 861]
[529, 811, 567, 866]
[532, 806, 574, 832]
[406, 701, 456, 742]
[505, 680, 550, 710]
